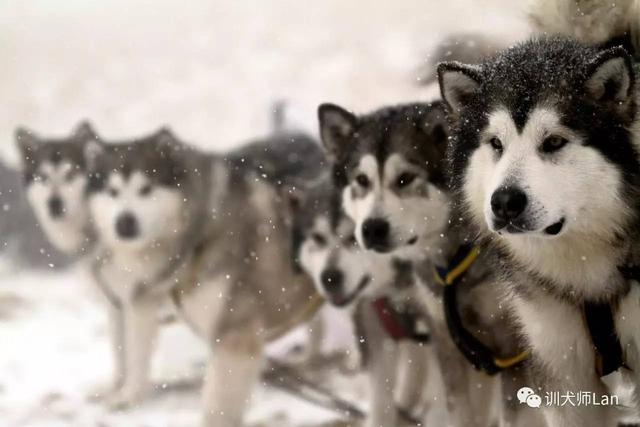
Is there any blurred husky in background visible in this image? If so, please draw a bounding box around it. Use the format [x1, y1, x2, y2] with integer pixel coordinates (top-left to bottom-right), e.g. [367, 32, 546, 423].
[317, 101, 539, 426]
[87, 127, 327, 426]
[15, 122, 101, 256]
[292, 176, 440, 426]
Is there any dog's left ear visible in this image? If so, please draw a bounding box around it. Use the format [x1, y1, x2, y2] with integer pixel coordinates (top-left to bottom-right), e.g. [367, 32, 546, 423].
[437, 62, 482, 120]
[318, 103, 357, 162]
[584, 46, 635, 118]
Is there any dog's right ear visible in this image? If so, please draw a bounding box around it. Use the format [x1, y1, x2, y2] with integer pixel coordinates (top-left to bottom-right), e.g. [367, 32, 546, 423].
[318, 103, 357, 162]
[15, 127, 38, 158]
[437, 62, 482, 119]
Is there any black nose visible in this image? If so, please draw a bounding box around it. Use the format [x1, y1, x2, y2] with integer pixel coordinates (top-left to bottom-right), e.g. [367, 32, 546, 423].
[362, 218, 390, 249]
[48, 196, 64, 218]
[490, 187, 528, 222]
[115, 212, 139, 239]
[320, 268, 344, 293]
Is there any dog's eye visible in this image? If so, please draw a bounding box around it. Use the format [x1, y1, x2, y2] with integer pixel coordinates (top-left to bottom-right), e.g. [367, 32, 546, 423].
[64, 170, 75, 182]
[489, 137, 503, 152]
[311, 232, 326, 246]
[344, 234, 358, 246]
[139, 184, 153, 197]
[108, 187, 119, 197]
[396, 172, 416, 188]
[355, 173, 370, 188]
[541, 135, 568, 153]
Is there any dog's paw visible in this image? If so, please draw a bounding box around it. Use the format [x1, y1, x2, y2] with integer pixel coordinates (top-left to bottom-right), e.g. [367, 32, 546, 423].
[106, 386, 150, 411]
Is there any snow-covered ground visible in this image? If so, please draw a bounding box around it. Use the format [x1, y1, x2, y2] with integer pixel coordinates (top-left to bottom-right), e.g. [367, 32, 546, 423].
[0, 1, 531, 425]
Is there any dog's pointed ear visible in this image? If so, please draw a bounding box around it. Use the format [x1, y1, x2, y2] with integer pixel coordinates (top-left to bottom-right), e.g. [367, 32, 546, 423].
[318, 103, 357, 161]
[421, 103, 450, 147]
[584, 46, 635, 117]
[437, 62, 482, 119]
[73, 120, 98, 142]
[15, 127, 39, 160]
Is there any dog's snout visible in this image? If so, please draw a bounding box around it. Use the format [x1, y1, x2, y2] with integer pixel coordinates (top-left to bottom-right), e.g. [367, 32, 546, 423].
[115, 212, 140, 239]
[320, 268, 344, 292]
[48, 196, 64, 219]
[362, 218, 390, 250]
[491, 187, 528, 222]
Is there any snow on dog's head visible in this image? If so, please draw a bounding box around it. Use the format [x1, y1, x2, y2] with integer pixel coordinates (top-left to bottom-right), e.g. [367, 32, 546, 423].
[439, 37, 639, 253]
[86, 129, 189, 251]
[317, 102, 450, 255]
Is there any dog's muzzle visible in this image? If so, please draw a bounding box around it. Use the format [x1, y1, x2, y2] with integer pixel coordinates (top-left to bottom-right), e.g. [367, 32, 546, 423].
[362, 217, 390, 252]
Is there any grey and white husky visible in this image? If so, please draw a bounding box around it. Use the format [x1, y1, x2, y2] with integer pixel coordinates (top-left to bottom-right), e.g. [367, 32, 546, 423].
[87, 129, 326, 426]
[438, 30, 640, 426]
[317, 101, 538, 426]
[15, 122, 101, 255]
[292, 176, 436, 426]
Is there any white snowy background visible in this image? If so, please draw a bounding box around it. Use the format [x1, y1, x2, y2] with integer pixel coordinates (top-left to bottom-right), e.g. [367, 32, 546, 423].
[0, 1, 531, 426]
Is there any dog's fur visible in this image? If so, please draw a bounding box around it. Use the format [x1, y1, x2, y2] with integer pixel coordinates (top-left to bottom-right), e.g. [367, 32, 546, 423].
[15, 122, 101, 255]
[87, 129, 326, 426]
[439, 35, 640, 426]
[292, 176, 434, 426]
[316, 101, 541, 426]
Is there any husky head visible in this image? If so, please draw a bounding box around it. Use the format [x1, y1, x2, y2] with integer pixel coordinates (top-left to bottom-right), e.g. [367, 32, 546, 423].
[439, 37, 639, 261]
[290, 179, 398, 307]
[15, 121, 100, 254]
[86, 130, 193, 251]
[317, 102, 450, 255]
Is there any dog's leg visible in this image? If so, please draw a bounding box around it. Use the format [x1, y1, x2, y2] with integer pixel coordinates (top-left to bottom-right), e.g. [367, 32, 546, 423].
[514, 295, 615, 427]
[107, 297, 159, 409]
[396, 341, 430, 418]
[430, 324, 486, 427]
[499, 366, 546, 427]
[202, 326, 263, 427]
[357, 302, 399, 427]
[88, 299, 126, 401]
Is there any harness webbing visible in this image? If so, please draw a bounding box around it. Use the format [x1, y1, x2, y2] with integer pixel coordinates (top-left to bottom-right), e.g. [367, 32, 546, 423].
[435, 244, 529, 376]
[372, 297, 430, 343]
[583, 301, 624, 377]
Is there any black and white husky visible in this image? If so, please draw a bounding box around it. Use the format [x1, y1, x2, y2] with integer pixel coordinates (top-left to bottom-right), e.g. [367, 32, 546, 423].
[292, 176, 437, 426]
[15, 122, 101, 255]
[317, 102, 536, 426]
[87, 129, 327, 426]
[438, 32, 640, 426]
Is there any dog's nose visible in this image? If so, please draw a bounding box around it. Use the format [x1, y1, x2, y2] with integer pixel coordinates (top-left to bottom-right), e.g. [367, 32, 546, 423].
[362, 218, 390, 249]
[320, 268, 344, 292]
[48, 196, 64, 218]
[491, 187, 528, 221]
[115, 212, 139, 239]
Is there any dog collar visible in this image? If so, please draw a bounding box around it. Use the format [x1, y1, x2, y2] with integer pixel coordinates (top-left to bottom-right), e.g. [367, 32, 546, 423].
[435, 244, 529, 375]
[372, 297, 430, 343]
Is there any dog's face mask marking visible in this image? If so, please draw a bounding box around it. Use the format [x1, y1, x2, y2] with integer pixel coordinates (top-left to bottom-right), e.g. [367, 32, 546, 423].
[292, 182, 397, 307]
[89, 171, 184, 250]
[15, 122, 98, 253]
[465, 107, 627, 240]
[318, 102, 450, 255]
[439, 40, 638, 249]
[86, 133, 188, 251]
